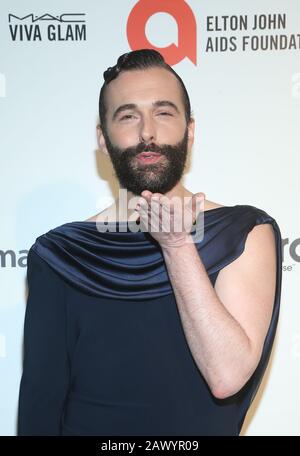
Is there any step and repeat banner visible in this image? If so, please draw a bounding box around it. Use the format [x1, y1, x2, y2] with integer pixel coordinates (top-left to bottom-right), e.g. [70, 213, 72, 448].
[1, 0, 299, 436]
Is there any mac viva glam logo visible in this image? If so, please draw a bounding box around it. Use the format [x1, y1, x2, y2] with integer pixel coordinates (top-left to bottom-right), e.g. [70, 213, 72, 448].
[8, 13, 86, 41]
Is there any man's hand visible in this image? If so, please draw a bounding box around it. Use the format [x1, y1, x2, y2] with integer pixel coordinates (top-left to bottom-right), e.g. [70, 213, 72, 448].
[135, 190, 206, 249]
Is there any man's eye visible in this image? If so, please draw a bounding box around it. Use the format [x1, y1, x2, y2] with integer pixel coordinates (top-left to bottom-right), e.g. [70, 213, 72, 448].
[158, 112, 172, 116]
[120, 114, 135, 120]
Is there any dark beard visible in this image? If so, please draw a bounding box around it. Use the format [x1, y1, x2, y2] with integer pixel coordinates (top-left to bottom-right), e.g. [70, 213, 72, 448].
[103, 128, 189, 196]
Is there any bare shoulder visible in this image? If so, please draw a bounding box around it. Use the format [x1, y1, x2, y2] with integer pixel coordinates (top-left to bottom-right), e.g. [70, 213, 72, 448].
[215, 222, 276, 298]
[85, 204, 115, 222]
[203, 199, 225, 211]
[85, 214, 101, 222]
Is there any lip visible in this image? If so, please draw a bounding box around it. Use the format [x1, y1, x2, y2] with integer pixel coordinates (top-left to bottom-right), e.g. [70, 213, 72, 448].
[137, 152, 161, 158]
[136, 153, 163, 164]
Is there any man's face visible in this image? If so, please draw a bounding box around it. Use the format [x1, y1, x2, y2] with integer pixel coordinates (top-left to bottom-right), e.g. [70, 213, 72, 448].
[99, 67, 194, 195]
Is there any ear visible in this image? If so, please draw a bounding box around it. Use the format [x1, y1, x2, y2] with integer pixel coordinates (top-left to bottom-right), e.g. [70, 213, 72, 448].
[187, 118, 195, 150]
[97, 124, 109, 156]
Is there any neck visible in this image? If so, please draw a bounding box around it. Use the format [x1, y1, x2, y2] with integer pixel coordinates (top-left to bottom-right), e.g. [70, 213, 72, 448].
[115, 183, 194, 222]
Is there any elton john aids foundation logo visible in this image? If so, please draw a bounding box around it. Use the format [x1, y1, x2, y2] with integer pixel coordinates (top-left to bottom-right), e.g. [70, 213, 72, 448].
[127, 0, 197, 66]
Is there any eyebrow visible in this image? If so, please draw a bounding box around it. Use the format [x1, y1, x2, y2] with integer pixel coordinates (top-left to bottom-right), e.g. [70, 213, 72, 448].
[112, 100, 180, 120]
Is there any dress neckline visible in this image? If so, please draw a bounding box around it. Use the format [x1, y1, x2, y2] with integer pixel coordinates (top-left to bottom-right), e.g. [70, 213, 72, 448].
[79, 205, 237, 225]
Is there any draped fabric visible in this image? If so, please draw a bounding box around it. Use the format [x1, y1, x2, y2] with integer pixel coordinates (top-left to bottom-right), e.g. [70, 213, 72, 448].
[23, 204, 282, 434]
[31, 204, 281, 299]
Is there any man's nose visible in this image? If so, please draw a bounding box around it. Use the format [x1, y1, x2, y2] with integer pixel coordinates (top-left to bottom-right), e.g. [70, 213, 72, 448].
[139, 115, 156, 143]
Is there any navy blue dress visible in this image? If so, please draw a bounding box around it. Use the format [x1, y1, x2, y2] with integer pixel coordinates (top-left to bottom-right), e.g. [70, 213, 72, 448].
[17, 205, 282, 436]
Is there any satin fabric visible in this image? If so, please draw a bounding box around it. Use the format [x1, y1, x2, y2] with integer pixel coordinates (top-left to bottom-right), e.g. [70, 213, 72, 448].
[31, 204, 281, 300]
[29, 204, 282, 431]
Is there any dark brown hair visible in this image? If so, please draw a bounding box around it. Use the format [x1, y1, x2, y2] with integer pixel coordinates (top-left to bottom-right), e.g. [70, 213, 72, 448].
[99, 49, 192, 130]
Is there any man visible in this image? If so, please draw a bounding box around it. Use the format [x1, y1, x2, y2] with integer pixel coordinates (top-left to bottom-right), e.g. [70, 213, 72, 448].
[18, 49, 282, 436]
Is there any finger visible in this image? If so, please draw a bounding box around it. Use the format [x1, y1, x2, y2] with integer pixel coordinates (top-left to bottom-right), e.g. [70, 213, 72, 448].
[141, 190, 152, 200]
[136, 196, 149, 213]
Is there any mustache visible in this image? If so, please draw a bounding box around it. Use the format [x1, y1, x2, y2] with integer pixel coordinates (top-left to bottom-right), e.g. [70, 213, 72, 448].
[123, 142, 166, 158]
[136, 142, 162, 154]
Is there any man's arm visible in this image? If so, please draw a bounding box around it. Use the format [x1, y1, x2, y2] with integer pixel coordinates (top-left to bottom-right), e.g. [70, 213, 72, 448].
[162, 223, 277, 399]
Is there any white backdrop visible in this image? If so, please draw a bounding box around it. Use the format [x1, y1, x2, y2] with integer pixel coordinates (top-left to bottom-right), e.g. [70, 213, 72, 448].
[0, 0, 299, 436]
